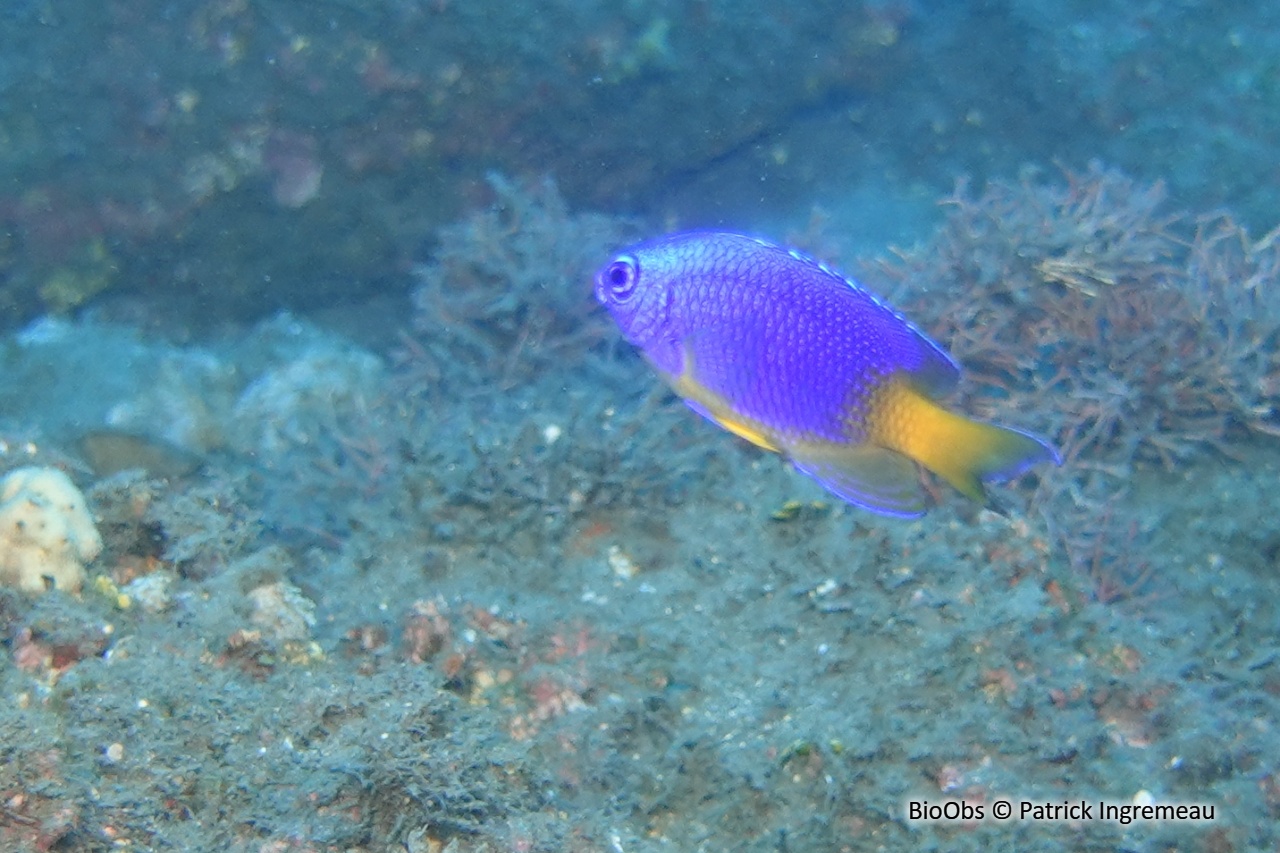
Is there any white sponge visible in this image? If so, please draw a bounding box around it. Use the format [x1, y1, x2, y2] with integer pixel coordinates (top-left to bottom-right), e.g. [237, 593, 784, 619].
[0, 467, 103, 593]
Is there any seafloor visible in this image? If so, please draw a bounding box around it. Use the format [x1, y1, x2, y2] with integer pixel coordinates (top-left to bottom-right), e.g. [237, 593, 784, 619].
[1, 2, 1280, 853]
[0, 173, 1276, 852]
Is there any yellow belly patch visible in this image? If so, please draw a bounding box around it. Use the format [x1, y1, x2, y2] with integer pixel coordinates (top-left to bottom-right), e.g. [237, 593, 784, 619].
[669, 367, 779, 452]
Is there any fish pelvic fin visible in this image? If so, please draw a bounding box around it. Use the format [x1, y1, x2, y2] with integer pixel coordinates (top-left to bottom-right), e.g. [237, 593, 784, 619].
[866, 379, 1060, 506]
[668, 343, 780, 452]
[680, 393, 780, 452]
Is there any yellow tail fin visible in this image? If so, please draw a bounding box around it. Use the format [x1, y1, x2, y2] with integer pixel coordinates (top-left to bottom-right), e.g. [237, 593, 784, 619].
[868, 380, 1058, 504]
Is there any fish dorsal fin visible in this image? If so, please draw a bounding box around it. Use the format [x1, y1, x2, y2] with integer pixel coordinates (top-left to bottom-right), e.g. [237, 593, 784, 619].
[815, 253, 961, 398]
[905, 326, 960, 397]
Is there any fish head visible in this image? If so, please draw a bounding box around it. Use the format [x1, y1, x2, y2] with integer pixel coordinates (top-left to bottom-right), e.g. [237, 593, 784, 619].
[595, 245, 680, 371]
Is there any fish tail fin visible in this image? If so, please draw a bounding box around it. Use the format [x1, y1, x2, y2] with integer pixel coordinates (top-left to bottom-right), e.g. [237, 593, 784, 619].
[869, 380, 1060, 506]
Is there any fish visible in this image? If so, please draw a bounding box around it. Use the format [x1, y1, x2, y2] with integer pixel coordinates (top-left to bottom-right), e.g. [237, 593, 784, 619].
[593, 231, 1059, 517]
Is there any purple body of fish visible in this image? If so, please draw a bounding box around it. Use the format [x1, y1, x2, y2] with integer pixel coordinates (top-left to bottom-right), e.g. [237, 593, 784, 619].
[596, 231, 956, 441]
[594, 231, 1057, 515]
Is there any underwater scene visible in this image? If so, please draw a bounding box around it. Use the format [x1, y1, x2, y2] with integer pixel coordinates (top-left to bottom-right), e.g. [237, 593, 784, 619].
[1, 2, 1279, 851]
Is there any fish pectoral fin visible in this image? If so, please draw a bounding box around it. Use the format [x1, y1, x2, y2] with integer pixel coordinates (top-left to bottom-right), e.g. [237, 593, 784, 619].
[672, 353, 779, 452]
[786, 440, 925, 518]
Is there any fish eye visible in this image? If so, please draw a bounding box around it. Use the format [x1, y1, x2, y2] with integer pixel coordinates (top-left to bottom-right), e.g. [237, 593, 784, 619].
[605, 256, 639, 300]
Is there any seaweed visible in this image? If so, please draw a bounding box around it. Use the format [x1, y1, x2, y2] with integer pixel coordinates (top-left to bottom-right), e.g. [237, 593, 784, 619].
[378, 175, 722, 568]
[879, 162, 1280, 469]
[398, 173, 641, 394]
[871, 162, 1280, 598]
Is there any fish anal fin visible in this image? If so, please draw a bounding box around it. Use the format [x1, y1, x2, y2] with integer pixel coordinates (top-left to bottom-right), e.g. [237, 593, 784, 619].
[786, 440, 926, 518]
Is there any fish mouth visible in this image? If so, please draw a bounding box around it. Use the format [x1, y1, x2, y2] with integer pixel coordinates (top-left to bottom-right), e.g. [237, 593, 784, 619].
[592, 269, 609, 306]
[591, 267, 616, 307]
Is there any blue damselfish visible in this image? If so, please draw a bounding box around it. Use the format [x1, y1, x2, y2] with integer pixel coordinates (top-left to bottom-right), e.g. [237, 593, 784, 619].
[594, 231, 1059, 517]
